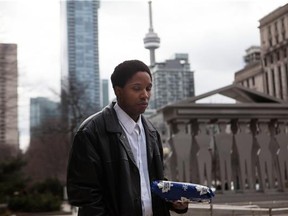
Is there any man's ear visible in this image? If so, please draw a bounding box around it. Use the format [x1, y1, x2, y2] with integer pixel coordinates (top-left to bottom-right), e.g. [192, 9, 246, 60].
[114, 86, 122, 98]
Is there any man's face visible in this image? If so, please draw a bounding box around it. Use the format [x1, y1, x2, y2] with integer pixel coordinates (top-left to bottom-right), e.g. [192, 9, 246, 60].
[115, 71, 152, 121]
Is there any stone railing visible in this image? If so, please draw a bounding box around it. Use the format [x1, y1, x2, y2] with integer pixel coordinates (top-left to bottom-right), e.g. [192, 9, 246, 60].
[159, 103, 288, 197]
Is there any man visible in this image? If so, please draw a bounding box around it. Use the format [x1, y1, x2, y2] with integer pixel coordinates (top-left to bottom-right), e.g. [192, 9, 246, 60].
[66, 60, 188, 215]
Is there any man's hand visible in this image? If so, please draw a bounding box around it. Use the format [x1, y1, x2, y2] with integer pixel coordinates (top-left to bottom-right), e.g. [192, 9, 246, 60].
[172, 201, 189, 210]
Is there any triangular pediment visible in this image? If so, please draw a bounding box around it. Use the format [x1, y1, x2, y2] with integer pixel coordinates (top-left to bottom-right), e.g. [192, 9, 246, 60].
[178, 84, 285, 104]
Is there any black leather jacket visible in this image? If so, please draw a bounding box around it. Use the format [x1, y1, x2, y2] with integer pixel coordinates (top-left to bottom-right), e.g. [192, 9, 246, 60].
[67, 102, 186, 216]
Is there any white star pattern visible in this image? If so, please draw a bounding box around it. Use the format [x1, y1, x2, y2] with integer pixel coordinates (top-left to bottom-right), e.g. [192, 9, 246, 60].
[157, 181, 173, 193]
[182, 184, 189, 191]
[195, 185, 209, 195]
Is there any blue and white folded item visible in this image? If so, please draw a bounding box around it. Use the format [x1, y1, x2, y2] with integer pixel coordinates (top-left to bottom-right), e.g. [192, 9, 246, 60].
[151, 180, 215, 203]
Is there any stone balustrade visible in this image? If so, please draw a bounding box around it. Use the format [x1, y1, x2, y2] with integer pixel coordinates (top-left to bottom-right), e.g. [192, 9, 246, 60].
[156, 102, 288, 198]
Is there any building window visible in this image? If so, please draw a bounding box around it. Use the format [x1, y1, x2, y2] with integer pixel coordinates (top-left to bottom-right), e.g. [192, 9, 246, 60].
[268, 25, 272, 36]
[269, 38, 273, 47]
[265, 71, 269, 95]
[286, 63, 288, 99]
[271, 68, 276, 97]
[264, 57, 268, 66]
[278, 66, 283, 99]
[252, 76, 255, 86]
[277, 51, 280, 61]
[275, 34, 279, 44]
[281, 18, 285, 40]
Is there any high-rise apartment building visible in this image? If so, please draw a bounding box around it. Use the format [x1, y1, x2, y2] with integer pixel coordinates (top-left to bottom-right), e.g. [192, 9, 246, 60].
[0, 43, 18, 152]
[234, 46, 265, 92]
[259, 3, 288, 101]
[61, 0, 101, 125]
[150, 53, 195, 109]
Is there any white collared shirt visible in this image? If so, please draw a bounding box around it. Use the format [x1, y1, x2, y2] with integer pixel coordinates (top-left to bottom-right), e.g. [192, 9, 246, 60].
[114, 103, 152, 216]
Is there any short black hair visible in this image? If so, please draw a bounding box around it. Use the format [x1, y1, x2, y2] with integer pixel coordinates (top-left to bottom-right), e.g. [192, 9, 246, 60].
[110, 60, 152, 88]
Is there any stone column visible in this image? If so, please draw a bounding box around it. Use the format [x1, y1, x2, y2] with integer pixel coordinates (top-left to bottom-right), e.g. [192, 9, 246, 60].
[169, 122, 192, 182]
[194, 122, 212, 187]
[214, 121, 233, 192]
[255, 121, 274, 191]
[233, 120, 254, 191]
[275, 121, 288, 191]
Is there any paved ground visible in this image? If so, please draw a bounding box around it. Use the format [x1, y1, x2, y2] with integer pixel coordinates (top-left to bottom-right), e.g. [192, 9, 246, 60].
[59, 202, 77, 216]
[14, 201, 288, 216]
[62, 203, 288, 216]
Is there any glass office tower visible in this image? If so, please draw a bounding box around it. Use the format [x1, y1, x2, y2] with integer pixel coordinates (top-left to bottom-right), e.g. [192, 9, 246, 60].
[61, 0, 100, 127]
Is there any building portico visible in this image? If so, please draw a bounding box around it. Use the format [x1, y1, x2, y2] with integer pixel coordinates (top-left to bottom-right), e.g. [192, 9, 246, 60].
[157, 84, 288, 203]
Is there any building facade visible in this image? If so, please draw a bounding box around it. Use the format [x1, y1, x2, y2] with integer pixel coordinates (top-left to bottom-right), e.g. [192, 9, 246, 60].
[150, 53, 195, 109]
[234, 3, 288, 101]
[234, 46, 265, 92]
[60, 0, 101, 126]
[0, 43, 18, 153]
[259, 3, 288, 101]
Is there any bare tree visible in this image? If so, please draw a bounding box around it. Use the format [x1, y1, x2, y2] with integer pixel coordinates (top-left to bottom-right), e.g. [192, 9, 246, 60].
[24, 78, 100, 183]
[24, 117, 69, 183]
[62, 77, 100, 134]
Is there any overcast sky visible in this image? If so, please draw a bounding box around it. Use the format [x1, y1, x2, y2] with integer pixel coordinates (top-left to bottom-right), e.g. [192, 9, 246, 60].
[0, 0, 287, 150]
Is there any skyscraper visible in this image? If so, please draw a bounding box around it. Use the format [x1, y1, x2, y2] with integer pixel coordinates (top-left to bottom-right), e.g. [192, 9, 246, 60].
[150, 53, 195, 109]
[61, 0, 101, 127]
[0, 43, 19, 153]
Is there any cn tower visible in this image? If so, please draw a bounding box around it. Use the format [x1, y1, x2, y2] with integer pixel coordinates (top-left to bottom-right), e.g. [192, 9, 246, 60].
[143, 1, 160, 66]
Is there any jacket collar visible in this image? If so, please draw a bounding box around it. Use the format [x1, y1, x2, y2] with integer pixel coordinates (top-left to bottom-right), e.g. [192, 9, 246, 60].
[103, 102, 156, 134]
[103, 102, 157, 169]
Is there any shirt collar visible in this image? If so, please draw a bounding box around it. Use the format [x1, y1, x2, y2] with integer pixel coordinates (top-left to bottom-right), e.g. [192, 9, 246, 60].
[114, 103, 142, 134]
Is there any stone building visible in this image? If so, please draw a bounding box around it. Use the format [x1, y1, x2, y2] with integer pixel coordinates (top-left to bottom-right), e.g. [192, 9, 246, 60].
[235, 3, 288, 101]
[260, 3, 288, 100]
[159, 84, 288, 203]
